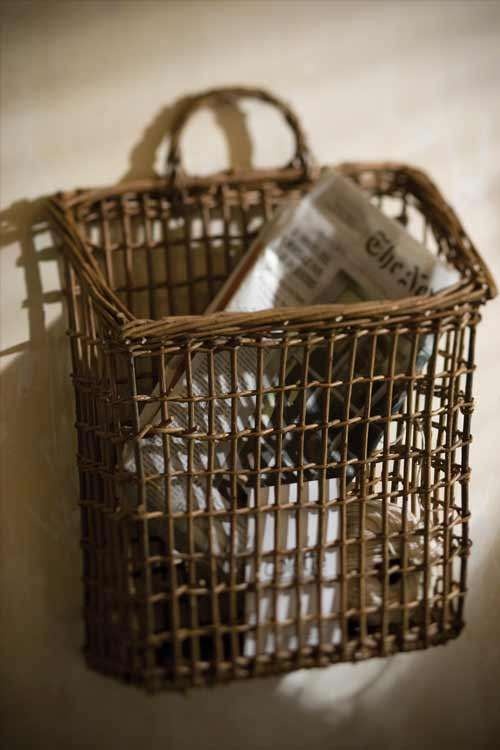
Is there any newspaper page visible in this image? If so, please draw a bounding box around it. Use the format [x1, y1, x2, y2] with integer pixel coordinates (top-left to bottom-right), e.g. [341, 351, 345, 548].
[122, 170, 459, 649]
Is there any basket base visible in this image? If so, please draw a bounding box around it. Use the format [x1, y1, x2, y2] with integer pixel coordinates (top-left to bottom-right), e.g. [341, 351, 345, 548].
[83, 622, 464, 692]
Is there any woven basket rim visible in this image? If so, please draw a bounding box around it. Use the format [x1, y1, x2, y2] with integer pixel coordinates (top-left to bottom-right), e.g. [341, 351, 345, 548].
[49, 160, 496, 342]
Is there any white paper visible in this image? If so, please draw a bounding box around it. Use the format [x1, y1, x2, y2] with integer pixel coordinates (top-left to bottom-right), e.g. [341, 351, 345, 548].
[243, 477, 341, 656]
[227, 171, 460, 313]
[122, 171, 455, 650]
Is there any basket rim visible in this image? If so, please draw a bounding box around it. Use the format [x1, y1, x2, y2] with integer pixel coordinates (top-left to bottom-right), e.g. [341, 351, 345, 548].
[49, 160, 497, 342]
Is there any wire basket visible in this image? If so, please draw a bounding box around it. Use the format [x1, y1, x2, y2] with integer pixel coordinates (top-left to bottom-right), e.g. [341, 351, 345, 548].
[50, 86, 496, 691]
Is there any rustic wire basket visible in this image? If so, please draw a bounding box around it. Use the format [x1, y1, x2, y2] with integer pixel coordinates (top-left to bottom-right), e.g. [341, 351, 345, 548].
[50, 86, 496, 691]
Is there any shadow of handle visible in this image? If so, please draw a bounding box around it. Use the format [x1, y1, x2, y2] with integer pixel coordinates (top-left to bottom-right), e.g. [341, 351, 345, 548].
[166, 85, 314, 186]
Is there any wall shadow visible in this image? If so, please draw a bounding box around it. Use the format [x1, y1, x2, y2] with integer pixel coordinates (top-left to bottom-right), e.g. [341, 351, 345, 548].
[121, 92, 253, 183]
[0, 94, 256, 675]
[0, 90, 257, 744]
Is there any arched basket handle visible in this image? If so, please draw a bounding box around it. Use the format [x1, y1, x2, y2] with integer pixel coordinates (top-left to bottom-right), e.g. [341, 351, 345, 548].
[165, 85, 313, 184]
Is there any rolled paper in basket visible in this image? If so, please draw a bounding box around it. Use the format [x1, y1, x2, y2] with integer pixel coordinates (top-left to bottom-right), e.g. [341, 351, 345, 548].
[240, 477, 441, 656]
[122, 169, 457, 639]
[122, 344, 272, 578]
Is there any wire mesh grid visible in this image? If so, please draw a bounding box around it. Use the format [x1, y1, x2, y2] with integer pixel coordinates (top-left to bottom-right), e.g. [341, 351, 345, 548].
[50, 91, 495, 690]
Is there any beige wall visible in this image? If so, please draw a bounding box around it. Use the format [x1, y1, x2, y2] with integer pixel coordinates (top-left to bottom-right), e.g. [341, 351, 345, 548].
[1, 2, 500, 749]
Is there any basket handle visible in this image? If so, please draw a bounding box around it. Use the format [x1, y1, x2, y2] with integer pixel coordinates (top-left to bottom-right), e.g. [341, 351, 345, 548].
[165, 85, 313, 183]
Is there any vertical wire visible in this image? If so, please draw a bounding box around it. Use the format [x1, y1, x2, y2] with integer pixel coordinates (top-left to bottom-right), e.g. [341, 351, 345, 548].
[120, 196, 134, 314]
[142, 194, 158, 321]
[410, 343, 425, 519]
[66, 258, 93, 657]
[180, 197, 196, 315]
[229, 345, 240, 668]
[449, 321, 466, 622]
[359, 331, 378, 649]
[161, 198, 177, 316]
[400, 329, 419, 644]
[380, 330, 399, 654]
[200, 196, 216, 304]
[340, 333, 359, 657]
[421, 320, 442, 646]
[88, 293, 109, 664]
[221, 185, 232, 277]
[184, 342, 201, 677]
[253, 340, 264, 671]
[273, 336, 289, 658]
[100, 199, 116, 291]
[237, 185, 250, 279]
[317, 333, 335, 657]
[107, 345, 129, 676]
[80, 287, 103, 661]
[295, 338, 311, 662]
[206, 346, 224, 674]
[457, 322, 476, 624]
[158, 344, 182, 682]
[442, 322, 461, 630]
[128, 353, 154, 682]
[431, 329, 450, 530]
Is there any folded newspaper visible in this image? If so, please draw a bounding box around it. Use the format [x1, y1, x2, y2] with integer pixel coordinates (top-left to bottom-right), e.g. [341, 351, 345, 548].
[123, 170, 458, 650]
